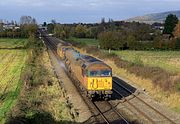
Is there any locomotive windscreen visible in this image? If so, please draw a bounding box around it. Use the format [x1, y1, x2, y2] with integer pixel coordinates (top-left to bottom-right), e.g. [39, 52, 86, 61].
[88, 70, 112, 77]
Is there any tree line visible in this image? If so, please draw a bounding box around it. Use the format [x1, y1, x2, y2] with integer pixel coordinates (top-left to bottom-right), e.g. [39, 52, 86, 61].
[47, 15, 180, 50]
[0, 16, 37, 38]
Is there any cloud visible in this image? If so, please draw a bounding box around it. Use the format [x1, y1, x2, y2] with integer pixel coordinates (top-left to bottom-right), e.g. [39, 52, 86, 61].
[0, 0, 141, 7]
[0, 0, 179, 9]
[0, 0, 45, 7]
[0, 0, 179, 23]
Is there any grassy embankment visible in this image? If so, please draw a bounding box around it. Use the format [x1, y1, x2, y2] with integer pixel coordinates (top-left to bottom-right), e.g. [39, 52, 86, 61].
[0, 38, 74, 124]
[71, 38, 180, 113]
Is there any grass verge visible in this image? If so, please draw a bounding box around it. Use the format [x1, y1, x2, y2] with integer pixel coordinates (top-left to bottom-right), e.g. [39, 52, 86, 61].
[4, 39, 74, 124]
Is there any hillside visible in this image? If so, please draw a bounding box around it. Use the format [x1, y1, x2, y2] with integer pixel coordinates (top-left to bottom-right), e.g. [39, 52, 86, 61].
[126, 10, 180, 24]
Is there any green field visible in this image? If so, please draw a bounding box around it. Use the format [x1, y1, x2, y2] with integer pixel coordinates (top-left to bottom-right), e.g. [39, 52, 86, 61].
[68, 37, 99, 46]
[112, 50, 180, 73]
[0, 50, 27, 122]
[0, 38, 27, 49]
[0, 39, 27, 122]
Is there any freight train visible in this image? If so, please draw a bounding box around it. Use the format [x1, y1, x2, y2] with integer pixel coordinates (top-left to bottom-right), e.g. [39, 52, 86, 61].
[57, 43, 112, 99]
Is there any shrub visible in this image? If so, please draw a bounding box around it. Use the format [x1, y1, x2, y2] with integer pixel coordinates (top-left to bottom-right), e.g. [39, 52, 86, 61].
[175, 38, 180, 50]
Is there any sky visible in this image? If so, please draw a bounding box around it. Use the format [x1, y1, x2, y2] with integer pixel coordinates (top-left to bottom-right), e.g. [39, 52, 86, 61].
[0, 0, 180, 24]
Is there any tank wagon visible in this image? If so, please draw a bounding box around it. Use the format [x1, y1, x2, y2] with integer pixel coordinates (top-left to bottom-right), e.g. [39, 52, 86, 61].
[57, 44, 112, 99]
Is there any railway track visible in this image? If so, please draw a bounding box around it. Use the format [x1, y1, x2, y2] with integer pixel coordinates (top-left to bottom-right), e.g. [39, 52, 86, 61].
[113, 77, 176, 124]
[42, 34, 130, 124]
[41, 34, 178, 123]
[92, 100, 129, 124]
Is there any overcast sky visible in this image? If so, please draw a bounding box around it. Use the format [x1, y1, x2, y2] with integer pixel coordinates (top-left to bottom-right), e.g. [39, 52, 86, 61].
[0, 0, 180, 23]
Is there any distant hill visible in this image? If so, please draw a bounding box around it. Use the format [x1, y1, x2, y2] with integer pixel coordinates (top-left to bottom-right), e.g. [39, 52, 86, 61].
[126, 10, 180, 24]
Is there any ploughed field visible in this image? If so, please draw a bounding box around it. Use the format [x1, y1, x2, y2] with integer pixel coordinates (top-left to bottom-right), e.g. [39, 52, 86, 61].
[113, 50, 180, 74]
[0, 39, 27, 121]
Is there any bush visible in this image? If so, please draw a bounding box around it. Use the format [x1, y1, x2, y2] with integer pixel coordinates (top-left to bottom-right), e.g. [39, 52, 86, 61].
[98, 31, 127, 50]
[175, 38, 180, 50]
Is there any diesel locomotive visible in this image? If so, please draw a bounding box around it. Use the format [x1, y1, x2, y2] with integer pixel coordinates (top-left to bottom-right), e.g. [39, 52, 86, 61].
[57, 43, 112, 99]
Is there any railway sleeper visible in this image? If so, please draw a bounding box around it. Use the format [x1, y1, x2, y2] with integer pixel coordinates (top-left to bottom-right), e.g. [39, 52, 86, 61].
[87, 90, 112, 100]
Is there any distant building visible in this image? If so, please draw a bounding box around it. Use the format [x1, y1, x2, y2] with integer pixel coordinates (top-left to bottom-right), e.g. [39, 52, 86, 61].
[38, 24, 47, 31]
[2, 24, 19, 30]
[0, 19, 20, 31]
[152, 23, 164, 33]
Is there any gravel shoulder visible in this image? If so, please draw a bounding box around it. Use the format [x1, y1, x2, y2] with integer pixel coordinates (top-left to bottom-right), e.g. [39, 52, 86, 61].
[47, 47, 92, 123]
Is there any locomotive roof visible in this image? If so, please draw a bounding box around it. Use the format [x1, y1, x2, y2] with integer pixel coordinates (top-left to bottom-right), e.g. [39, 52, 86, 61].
[65, 48, 111, 70]
[81, 55, 101, 63]
[80, 55, 111, 70]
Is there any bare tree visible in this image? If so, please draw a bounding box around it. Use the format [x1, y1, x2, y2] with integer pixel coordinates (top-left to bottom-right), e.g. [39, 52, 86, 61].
[20, 16, 37, 25]
[51, 19, 56, 24]
[32, 18, 37, 24]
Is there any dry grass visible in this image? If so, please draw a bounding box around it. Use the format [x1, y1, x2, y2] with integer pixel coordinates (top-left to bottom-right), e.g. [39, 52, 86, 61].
[33, 51, 73, 121]
[106, 60, 180, 112]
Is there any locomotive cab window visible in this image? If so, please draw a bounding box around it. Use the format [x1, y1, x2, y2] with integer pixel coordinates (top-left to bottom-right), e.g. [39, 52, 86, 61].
[101, 70, 112, 76]
[88, 70, 111, 77]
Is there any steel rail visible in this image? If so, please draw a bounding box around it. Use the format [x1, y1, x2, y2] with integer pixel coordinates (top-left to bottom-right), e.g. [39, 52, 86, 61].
[113, 78, 176, 124]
